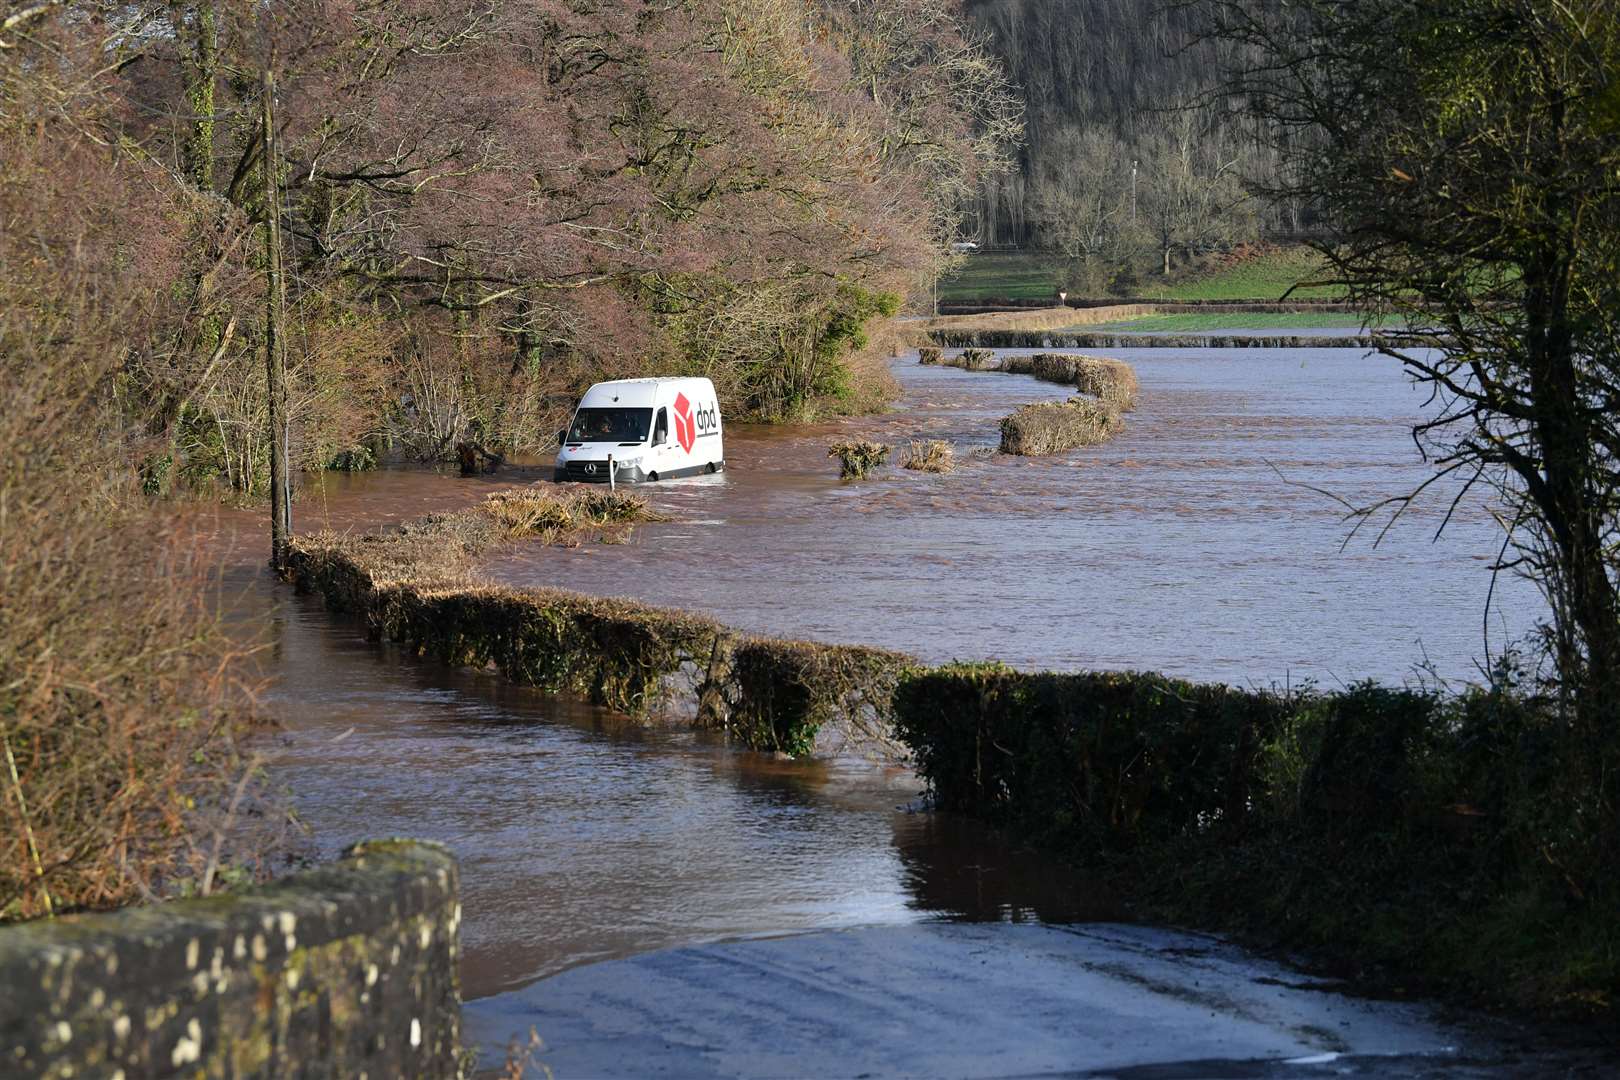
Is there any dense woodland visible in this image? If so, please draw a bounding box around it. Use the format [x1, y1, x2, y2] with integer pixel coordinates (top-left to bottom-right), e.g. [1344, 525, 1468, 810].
[963, 0, 1297, 285]
[3, 0, 1018, 494]
[0, 0, 1018, 917]
[0, 0, 1297, 488]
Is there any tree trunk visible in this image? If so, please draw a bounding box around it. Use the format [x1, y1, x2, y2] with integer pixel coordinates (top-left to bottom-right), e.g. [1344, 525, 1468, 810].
[1520, 240, 1620, 789]
[262, 64, 292, 571]
[173, 3, 218, 192]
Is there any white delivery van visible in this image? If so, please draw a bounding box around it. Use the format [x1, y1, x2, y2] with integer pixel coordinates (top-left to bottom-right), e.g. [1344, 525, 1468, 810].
[553, 377, 724, 484]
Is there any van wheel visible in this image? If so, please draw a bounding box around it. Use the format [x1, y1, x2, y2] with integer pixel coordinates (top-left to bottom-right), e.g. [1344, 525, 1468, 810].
[647, 472, 658, 482]
[707, 461, 721, 474]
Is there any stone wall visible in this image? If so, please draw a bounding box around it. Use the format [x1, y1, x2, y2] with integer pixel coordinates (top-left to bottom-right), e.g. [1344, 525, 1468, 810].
[0, 840, 461, 1079]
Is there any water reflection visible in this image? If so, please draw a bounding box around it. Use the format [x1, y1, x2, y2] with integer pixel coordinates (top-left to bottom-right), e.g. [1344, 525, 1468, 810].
[893, 811, 1123, 924]
[248, 572, 1103, 999]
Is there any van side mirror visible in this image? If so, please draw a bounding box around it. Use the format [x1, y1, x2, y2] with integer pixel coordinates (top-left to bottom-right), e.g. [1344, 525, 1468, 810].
[556, 429, 567, 446]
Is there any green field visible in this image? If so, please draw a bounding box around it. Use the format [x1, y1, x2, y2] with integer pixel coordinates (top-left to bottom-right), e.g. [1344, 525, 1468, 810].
[938, 247, 1346, 302]
[1140, 248, 1345, 300]
[937, 251, 1069, 301]
[1081, 311, 1380, 333]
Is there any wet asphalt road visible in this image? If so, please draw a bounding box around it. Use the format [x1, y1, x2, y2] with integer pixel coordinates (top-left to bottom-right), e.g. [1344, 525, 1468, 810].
[464, 923, 1605, 1078]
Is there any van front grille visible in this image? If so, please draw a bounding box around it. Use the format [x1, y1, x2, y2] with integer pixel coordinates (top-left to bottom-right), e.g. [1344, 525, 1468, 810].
[564, 460, 610, 482]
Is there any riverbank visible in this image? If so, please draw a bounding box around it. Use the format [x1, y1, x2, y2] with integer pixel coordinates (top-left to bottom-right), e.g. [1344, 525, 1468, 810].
[933, 328, 1423, 350]
[937, 247, 1346, 303]
[912, 301, 1425, 350]
[1084, 311, 1380, 333]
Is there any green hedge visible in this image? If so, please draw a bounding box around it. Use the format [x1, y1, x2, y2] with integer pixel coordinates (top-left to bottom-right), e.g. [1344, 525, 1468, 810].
[286, 540, 910, 756]
[285, 498, 1616, 1013]
[891, 664, 1617, 1011]
[888, 664, 1558, 860]
[892, 665, 1289, 851]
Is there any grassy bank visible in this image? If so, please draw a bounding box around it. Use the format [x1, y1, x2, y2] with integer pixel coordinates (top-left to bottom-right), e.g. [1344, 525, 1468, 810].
[937, 252, 1070, 302]
[1137, 248, 1344, 301]
[938, 247, 1346, 304]
[1081, 312, 1380, 333]
[929, 329, 1402, 350]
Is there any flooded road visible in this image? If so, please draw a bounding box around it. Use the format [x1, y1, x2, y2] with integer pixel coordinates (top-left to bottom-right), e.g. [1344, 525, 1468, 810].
[486, 347, 1543, 687]
[229, 559, 1104, 1001]
[212, 452, 1111, 1000]
[466, 923, 1536, 1079]
[223, 340, 1546, 1018]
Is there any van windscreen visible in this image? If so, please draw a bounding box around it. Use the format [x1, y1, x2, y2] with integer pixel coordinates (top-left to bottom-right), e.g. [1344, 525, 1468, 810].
[568, 408, 652, 443]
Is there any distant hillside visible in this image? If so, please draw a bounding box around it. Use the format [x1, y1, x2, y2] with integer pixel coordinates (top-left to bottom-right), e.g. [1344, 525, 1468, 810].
[963, 0, 1298, 254]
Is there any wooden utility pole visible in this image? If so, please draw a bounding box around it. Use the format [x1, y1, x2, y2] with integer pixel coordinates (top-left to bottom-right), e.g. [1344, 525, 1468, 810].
[261, 63, 292, 571]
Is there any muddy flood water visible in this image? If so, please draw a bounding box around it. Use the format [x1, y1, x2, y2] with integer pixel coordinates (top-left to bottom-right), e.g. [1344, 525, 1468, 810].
[214, 342, 1546, 1015]
[489, 346, 1541, 686]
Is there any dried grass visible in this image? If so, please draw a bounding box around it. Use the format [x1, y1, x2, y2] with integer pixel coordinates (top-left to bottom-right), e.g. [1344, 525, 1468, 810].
[1074, 357, 1140, 412]
[833, 320, 907, 417]
[828, 440, 891, 479]
[932, 346, 1139, 454]
[999, 400, 1124, 456]
[924, 303, 1156, 335]
[1030, 354, 1140, 411]
[901, 439, 956, 473]
[936, 351, 1003, 374]
[938, 349, 1140, 413]
[0, 286, 271, 923]
[349, 487, 665, 588]
[287, 518, 914, 757]
[482, 488, 661, 544]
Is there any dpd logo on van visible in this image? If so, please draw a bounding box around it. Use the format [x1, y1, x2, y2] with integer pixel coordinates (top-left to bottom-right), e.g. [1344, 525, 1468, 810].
[673, 392, 696, 453]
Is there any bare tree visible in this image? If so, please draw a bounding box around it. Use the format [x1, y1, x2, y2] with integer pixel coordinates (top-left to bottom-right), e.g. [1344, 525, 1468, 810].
[1205, 0, 1620, 863]
[1028, 127, 1134, 290]
[965, 0, 1281, 248]
[1135, 109, 1253, 275]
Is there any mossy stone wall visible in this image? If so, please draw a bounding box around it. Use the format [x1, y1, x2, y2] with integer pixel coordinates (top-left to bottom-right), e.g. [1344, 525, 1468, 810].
[0, 840, 461, 1079]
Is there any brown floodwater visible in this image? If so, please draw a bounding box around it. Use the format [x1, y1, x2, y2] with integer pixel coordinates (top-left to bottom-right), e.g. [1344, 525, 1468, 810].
[249, 607, 1107, 1000]
[486, 347, 1542, 687]
[217, 342, 1542, 1002]
[209, 466, 1113, 1002]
